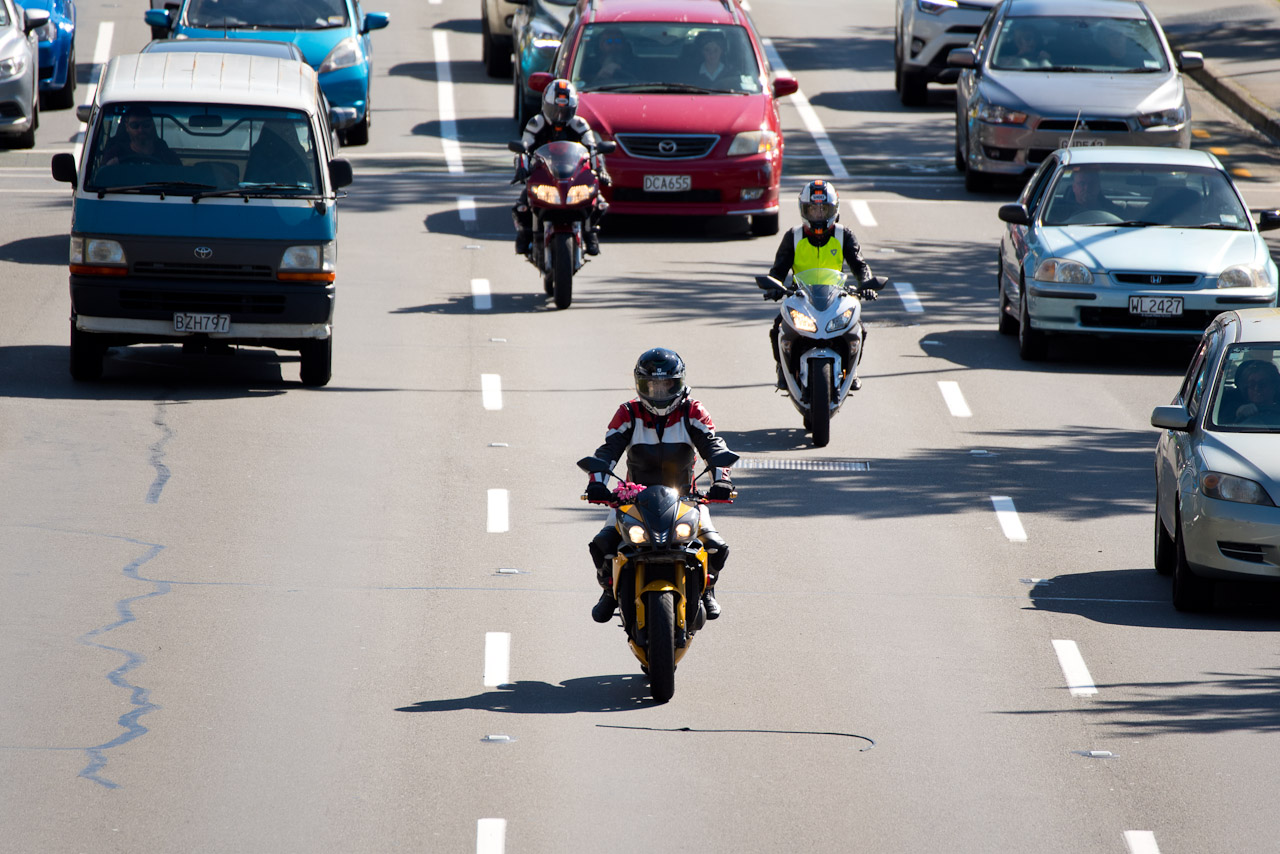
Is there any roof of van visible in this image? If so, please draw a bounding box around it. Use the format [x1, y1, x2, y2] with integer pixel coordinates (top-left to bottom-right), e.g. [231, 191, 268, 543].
[96, 52, 319, 112]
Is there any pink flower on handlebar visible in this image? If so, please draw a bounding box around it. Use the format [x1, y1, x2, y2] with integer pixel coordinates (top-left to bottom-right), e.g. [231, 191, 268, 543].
[613, 482, 645, 501]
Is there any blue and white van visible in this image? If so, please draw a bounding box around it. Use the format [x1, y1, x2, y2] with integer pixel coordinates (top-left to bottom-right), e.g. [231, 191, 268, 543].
[52, 51, 353, 385]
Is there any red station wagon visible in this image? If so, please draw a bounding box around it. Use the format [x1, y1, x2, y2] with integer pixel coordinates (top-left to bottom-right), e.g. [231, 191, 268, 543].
[530, 0, 798, 236]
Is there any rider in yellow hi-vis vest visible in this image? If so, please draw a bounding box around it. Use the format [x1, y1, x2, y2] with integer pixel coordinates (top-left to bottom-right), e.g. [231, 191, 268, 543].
[764, 180, 879, 390]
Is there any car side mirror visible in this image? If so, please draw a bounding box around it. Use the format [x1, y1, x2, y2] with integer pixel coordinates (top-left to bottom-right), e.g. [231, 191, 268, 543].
[328, 158, 354, 189]
[1256, 209, 1280, 232]
[329, 106, 359, 129]
[1151, 405, 1194, 432]
[998, 203, 1031, 225]
[143, 8, 172, 29]
[947, 47, 977, 69]
[596, 139, 617, 154]
[1177, 50, 1204, 72]
[362, 12, 390, 33]
[51, 152, 77, 184]
[75, 104, 93, 123]
[22, 8, 49, 33]
[772, 77, 799, 98]
[527, 72, 554, 94]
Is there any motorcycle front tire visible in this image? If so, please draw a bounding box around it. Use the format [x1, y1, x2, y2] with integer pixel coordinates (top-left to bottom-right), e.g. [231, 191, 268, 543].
[809, 361, 833, 447]
[552, 232, 573, 310]
[646, 590, 676, 703]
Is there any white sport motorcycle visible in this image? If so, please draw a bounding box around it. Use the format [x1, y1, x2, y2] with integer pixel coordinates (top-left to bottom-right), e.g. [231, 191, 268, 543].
[758, 268, 887, 447]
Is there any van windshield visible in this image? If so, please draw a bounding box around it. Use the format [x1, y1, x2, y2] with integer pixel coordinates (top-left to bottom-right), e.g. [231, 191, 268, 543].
[184, 0, 348, 30]
[84, 103, 322, 197]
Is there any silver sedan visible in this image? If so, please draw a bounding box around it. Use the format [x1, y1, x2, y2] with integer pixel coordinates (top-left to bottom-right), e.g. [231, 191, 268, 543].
[949, 0, 1202, 192]
[0, 0, 43, 148]
[1153, 309, 1280, 611]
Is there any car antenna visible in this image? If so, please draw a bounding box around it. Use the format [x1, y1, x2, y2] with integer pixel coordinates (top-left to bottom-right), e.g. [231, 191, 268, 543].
[1065, 109, 1082, 150]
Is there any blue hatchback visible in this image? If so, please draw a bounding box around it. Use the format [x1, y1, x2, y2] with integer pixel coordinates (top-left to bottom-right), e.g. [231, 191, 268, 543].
[16, 0, 75, 109]
[144, 0, 388, 145]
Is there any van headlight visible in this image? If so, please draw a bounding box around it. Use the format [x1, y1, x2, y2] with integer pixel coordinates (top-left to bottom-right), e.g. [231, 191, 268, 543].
[1218, 265, 1262, 289]
[1033, 258, 1093, 284]
[71, 237, 126, 265]
[281, 242, 335, 271]
[727, 130, 778, 156]
[319, 37, 364, 74]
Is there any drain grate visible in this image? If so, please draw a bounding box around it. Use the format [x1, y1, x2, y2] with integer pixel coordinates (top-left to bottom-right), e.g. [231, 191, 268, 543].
[737, 458, 870, 472]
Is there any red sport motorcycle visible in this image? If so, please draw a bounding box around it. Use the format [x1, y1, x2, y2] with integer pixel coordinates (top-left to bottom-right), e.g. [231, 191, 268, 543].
[508, 139, 613, 310]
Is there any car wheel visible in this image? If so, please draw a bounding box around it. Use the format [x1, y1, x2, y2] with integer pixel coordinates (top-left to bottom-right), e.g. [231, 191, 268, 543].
[997, 258, 1017, 336]
[69, 319, 104, 381]
[13, 96, 36, 149]
[964, 161, 992, 193]
[899, 68, 927, 107]
[751, 213, 779, 237]
[343, 96, 370, 146]
[893, 27, 903, 94]
[1154, 500, 1175, 576]
[1172, 508, 1214, 612]
[1017, 278, 1047, 361]
[49, 45, 76, 110]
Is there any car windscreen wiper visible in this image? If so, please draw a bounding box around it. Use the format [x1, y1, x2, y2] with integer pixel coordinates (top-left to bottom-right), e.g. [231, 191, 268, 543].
[94, 181, 216, 199]
[1110, 220, 1164, 228]
[191, 182, 319, 202]
[1185, 222, 1249, 230]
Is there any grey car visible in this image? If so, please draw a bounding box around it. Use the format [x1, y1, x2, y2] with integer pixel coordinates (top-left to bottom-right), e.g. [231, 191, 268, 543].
[510, 0, 573, 127]
[0, 0, 46, 148]
[894, 0, 998, 106]
[949, 0, 1202, 192]
[1153, 309, 1280, 612]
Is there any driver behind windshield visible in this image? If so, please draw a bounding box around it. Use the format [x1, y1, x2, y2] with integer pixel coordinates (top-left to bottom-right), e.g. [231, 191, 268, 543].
[102, 106, 182, 167]
[1043, 168, 1122, 224]
[186, 0, 347, 28]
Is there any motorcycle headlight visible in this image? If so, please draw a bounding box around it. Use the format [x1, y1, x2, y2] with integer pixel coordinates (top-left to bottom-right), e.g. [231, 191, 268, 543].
[1033, 258, 1094, 284]
[530, 184, 561, 205]
[727, 130, 779, 156]
[976, 100, 1027, 125]
[627, 525, 648, 544]
[1201, 472, 1275, 505]
[1218, 265, 1262, 289]
[918, 0, 959, 14]
[565, 184, 594, 204]
[826, 309, 855, 332]
[0, 54, 28, 81]
[789, 308, 818, 333]
[674, 522, 693, 540]
[319, 37, 364, 74]
[1137, 106, 1187, 128]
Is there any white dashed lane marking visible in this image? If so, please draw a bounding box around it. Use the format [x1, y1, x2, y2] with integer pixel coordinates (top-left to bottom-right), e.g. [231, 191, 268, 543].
[1124, 831, 1160, 854]
[74, 21, 115, 164]
[471, 278, 492, 311]
[477, 818, 507, 854]
[761, 40, 849, 180]
[481, 374, 502, 411]
[893, 281, 924, 313]
[432, 30, 463, 173]
[990, 496, 1027, 541]
[938, 381, 971, 417]
[850, 200, 877, 227]
[487, 489, 509, 533]
[1052, 639, 1099, 697]
[483, 632, 511, 687]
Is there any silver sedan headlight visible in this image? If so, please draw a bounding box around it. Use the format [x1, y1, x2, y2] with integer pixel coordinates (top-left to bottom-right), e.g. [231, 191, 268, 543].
[918, 0, 959, 14]
[1201, 472, 1275, 506]
[1033, 258, 1094, 284]
[1137, 106, 1188, 128]
[0, 54, 28, 81]
[1217, 265, 1263, 289]
[975, 100, 1027, 125]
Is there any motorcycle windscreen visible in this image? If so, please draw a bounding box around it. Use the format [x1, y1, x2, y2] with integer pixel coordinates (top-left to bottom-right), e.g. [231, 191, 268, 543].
[533, 140, 591, 181]
[794, 268, 849, 311]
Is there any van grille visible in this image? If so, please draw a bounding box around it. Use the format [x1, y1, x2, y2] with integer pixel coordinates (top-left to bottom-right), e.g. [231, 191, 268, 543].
[134, 261, 275, 280]
[118, 289, 287, 315]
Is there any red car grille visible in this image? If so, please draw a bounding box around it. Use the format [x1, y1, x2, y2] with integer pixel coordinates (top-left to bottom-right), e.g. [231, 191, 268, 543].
[616, 134, 719, 160]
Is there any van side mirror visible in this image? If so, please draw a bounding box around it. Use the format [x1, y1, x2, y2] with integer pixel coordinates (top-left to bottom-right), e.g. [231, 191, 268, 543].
[75, 104, 92, 123]
[998, 203, 1031, 225]
[362, 12, 390, 33]
[772, 77, 799, 98]
[1177, 50, 1204, 72]
[329, 158, 354, 189]
[1151, 405, 1193, 432]
[51, 152, 77, 184]
[144, 8, 172, 30]
[947, 47, 977, 69]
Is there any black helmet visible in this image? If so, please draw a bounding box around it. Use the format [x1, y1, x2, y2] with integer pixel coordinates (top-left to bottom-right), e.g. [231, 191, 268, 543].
[799, 179, 839, 239]
[542, 78, 578, 127]
[634, 347, 687, 416]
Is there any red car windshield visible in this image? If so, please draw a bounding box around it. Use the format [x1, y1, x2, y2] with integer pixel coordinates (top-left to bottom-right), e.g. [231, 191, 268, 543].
[571, 23, 762, 94]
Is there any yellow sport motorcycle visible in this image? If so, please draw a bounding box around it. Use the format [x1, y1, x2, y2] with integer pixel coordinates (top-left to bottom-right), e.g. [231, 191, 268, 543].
[578, 453, 738, 703]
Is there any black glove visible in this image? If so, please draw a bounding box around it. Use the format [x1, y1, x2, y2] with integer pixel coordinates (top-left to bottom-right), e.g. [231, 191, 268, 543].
[763, 286, 786, 301]
[707, 481, 734, 502]
[859, 288, 878, 301]
[585, 481, 614, 503]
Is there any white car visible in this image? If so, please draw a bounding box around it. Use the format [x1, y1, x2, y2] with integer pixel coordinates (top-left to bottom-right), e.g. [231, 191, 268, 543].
[894, 0, 998, 106]
[482, 0, 519, 77]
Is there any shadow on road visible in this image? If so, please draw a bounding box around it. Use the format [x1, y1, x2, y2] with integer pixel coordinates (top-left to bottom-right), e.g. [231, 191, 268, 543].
[395, 673, 658, 713]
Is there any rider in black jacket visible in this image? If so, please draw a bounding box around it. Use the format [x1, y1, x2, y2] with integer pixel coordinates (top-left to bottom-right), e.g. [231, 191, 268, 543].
[584, 348, 735, 623]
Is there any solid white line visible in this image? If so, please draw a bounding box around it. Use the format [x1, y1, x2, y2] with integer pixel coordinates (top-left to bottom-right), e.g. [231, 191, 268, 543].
[483, 632, 511, 687]
[487, 489, 509, 533]
[471, 278, 492, 311]
[761, 40, 849, 180]
[73, 21, 114, 165]
[850, 200, 877, 227]
[433, 30, 464, 174]
[481, 374, 503, 411]
[1124, 831, 1160, 854]
[938, 381, 971, 417]
[1052, 639, 1099, 697]
[990, 496, 1027, 542]
[477, 818, 507, 854]
[893, 281, 924, 313]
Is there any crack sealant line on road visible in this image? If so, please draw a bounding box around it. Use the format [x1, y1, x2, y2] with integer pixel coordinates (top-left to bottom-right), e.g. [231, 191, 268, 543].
[761, 39, 849, 181]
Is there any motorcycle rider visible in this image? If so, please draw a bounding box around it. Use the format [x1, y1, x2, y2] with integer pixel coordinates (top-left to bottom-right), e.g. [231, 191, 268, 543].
[764, 180, 878, 391]
[511, 78, 610, 257]
[584, 348, 735, 623]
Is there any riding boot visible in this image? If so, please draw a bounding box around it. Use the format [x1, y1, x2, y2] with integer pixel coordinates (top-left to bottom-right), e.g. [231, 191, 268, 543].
[702, 580, 721, 620]
[584, 229, 600, 256]
[591, 565, 617, 623]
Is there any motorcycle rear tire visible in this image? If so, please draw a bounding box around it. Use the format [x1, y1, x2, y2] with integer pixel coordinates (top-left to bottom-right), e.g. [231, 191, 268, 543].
[552, 232, 573, 310]
[646, 590, 676, 703]
[809, 361, 832, 448]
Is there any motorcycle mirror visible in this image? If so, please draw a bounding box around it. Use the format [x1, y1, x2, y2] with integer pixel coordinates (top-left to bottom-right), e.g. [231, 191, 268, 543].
[507, 140, 527, 154]
[576, 456, 611, 474]
[596, 140, 617, 154]
[756, 275, 782, 290]
[871, 275, 890, 290]
[711, 451, 741, 468]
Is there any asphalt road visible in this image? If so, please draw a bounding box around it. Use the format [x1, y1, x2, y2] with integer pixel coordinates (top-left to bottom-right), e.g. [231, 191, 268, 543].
[4, 1, 1280, 852]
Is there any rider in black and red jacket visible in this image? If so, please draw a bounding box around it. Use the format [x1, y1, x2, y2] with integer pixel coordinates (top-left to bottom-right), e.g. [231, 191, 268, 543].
[585, 348, 735, 623]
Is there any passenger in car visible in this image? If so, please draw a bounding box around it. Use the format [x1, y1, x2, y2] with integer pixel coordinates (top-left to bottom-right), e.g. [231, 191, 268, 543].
[1234, 359, 1280, 426]
[102, 106, 182, 167]
[1044, 168, 1122, 223]
[693, 30, 732, 86]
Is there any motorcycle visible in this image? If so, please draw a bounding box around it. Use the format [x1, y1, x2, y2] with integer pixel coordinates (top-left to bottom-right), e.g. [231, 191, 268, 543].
[508, 138, 615, 310]
[577, 451, 739, 704]
[758, 269, 889, 448]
